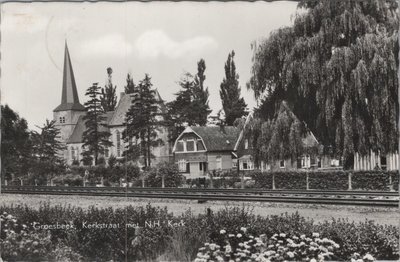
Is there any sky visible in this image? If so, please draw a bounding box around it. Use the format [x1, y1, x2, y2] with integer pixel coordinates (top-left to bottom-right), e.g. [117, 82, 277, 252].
[1, 1, 299, 130]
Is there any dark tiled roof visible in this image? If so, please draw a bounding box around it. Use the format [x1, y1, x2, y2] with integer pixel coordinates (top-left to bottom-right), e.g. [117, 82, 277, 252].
[54, 43, 85, 112]
[108, 89, 166, 126]
[67, 115, 86, 143]
[54, 103, 85, 112]
[67, 112, 114, 144]
[190, 126, 239, 152]
[108, 93, 132, 126]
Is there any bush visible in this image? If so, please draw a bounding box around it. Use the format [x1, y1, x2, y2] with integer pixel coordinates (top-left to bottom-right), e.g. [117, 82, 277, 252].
[195, 230, 340, 262]
[146, 163, 184, 187]
[0, 204, 398, 261]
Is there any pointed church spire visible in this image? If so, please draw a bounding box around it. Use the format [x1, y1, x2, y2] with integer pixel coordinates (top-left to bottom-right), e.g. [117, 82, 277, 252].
[54, 41, 85, 112]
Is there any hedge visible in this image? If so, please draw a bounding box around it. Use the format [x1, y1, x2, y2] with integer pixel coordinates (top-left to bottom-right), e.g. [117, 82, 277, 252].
[251, 170, 399, 191]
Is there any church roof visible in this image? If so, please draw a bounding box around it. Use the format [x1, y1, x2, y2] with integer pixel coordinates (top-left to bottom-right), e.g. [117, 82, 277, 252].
[67, 112, 114, 144]
[108, 90, 166, 126]
[54, 42, 85, 112]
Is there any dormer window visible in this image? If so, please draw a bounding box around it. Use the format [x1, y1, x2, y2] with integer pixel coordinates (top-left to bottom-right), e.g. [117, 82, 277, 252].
[186, 140, 195, 151]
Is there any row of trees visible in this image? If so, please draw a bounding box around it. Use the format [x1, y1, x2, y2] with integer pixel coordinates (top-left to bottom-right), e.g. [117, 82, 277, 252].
[81, 52, 249, 168]
[1, 105, 66, 184]
[246, 0, 399, 168]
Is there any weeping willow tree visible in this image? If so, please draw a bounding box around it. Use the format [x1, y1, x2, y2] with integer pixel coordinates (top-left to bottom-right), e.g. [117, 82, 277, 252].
[248, 0, 399, 168]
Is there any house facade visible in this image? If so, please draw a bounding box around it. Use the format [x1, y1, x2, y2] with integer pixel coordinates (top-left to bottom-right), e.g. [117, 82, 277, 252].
[173, 126, 241, 178]
[54, 43, 170, 166]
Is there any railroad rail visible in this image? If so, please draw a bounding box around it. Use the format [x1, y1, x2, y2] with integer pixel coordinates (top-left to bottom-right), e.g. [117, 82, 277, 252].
[1, 185, 399, 207]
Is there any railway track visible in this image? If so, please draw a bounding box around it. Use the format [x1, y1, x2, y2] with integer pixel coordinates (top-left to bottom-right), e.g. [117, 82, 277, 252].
[2, 186, 399, 207]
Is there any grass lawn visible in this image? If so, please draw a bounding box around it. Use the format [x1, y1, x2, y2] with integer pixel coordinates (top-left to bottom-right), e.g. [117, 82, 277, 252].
[0, 193, 398, 226]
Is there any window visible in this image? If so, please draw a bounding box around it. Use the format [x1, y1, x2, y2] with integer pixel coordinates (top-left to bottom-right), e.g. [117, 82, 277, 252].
[245, 139, 249, 149]
[240, 160, 254, 170]
[317, 157, 322, 168]
[116, 131, 121, 157]
[176, 141, 184, 152]
[280, 160, 285, 168]
[216, 156, 222, 170]
[104, 147, 109, 158]
[59, 117, 65, 124]
[196, 140, 205, 151]
[301, 155, 310, 168]
[380, 156, 387, 170]
[186, 140, 195, 151]
[178, 159, 186, 172]
[71, 147, 76, 160]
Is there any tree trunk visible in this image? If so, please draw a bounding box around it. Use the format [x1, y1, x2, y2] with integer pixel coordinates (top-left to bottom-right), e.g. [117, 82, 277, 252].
[147, 128, 151, 167]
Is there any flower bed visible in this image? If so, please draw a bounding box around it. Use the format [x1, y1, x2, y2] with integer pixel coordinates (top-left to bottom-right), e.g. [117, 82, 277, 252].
[0, 204, 398, 261]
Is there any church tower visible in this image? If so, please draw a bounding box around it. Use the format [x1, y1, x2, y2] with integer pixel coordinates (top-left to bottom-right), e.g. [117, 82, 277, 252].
[53, 42, 86, 147]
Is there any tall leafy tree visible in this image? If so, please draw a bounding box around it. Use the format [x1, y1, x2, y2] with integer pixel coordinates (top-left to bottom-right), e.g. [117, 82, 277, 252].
[82, 83, 112, 165]
[193, 59, 211, 126]
[220, 51, 248, 125]
[100, 67, 118, 112]
[30, 120, 66, 184]
[125, 74, 163, 168]
[167, 59, 211, 142]
[125, 73, 136, 94]
[248, 0, 399, 167]
[1, 105, 32, 180]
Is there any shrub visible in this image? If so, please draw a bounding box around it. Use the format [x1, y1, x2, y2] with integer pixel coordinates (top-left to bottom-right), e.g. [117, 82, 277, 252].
[146, 163, 184, 187]
[195, 229, 340, 262]
[0, 204, 398, 261]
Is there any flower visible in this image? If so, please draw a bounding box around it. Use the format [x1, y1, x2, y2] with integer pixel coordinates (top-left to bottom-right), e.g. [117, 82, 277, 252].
[363, 253, 375, 261]
[240, 227, 247, 233]
[279, 233, 286, 238]
[312, 232, 320, 238]
[237, 233, 242, 238]
[220, 229, 226, 234]
[287, 251, 294, 258]
[229, 234, 235, 238]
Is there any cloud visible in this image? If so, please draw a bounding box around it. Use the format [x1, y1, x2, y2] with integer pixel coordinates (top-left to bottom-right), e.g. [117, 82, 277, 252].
[135, 30, 218, 59]
[79, 34, 133, 57]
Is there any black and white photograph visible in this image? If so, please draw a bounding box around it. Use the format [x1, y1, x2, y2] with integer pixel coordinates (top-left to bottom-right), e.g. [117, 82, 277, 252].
[0, 0, 399, 261]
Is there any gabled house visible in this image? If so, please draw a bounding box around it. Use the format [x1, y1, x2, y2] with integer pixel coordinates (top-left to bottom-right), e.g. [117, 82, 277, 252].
[173, 126, 240, 178]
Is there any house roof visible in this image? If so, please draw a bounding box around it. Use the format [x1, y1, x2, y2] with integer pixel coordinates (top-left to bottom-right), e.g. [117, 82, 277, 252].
[190, 126, 240, 152]
[54, 42, 85, 112]
[67, 111, 114, 144]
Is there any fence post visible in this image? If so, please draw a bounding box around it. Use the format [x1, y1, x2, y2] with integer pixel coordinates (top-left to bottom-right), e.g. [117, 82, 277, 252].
[241, 171, 244, 189]
[272, 173, 276, 190]
[389, 173, 394, 191]
[306, 173, 309, 190]
[348, 172, 352, 190]
[142, 178, 145, 188]
[162, 175, 165, 188]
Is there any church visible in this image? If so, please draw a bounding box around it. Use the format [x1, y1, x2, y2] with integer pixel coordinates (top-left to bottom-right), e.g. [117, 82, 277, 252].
[53, 43, 171, 166]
